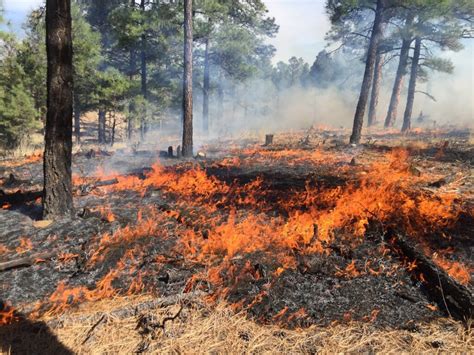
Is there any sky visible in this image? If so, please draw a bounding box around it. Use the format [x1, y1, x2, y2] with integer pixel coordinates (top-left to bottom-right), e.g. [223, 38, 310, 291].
[265, 0, 331, 63]
[2, 0, 43, 32]
[2, 0, 331, 63]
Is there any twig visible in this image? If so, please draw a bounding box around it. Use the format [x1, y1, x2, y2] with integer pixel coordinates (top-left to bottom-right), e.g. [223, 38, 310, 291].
[0, 251, 57, 272]
[437, 269, 452, 319]
[81, 314, 107, 345]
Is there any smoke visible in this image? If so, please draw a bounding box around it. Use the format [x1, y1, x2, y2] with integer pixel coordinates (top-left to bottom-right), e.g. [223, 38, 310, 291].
[415, 42, 474, 128]
[265, 86, 357, 131]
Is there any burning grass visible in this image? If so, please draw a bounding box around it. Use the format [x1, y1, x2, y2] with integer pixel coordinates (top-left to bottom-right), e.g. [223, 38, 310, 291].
[0, 131, 473, 346]
[18, 142, 469, 323]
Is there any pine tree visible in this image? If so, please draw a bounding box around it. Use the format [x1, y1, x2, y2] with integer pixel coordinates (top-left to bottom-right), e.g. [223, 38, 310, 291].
[43, 0, 74, 219]
[182, 0, 193, 157]
[0, 20, 41, 149]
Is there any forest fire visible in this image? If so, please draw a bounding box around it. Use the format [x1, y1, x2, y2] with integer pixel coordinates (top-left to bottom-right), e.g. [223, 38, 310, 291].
[3, 139, 470, 329]
[1, 136, 473, 353]
[0, 0, 473, 352]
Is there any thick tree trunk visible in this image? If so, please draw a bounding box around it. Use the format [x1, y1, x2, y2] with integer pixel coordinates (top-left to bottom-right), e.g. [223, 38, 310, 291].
[202, 37, 210, 134]
[384, 38, 411, 127]
[182, 0, 193, 157]
[367, 49, 383, 126]
[349, 0, 385, 144]
[98, 109, 106, 144]
[140, 0, 147, 140]
[401, 36, 421, 133]
[43, 0, 74, 219]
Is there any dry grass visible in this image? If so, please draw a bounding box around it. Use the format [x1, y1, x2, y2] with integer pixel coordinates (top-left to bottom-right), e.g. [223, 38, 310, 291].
[2, 296, 471, 354]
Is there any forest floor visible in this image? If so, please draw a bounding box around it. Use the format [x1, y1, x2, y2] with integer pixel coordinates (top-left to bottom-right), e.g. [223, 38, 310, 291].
[0, 126, 473, 353]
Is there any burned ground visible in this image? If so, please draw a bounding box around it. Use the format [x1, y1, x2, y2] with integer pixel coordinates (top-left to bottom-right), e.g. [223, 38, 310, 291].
[0, 129, 473, 342]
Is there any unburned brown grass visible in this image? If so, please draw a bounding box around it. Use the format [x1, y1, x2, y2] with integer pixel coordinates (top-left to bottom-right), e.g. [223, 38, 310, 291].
[2, 296, 470, 354]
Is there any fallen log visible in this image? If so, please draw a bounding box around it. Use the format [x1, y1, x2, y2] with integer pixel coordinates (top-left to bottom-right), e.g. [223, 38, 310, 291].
[0, 251, 57, 272]
[389, 231, 473, 322]
[45, 291, 207, 329]
[76, 178, 120, 195]
[0, 189, 43, 206]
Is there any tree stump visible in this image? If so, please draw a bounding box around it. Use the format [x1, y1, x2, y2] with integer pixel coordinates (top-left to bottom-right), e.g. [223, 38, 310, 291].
[265, 134, 274, 146]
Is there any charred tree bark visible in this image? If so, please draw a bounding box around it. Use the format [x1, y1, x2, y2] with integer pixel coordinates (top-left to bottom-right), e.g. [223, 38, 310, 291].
[202, 36, 210, 134]
[43, 0, 74, 219]
[98, 109, 107, 144]
[384, 38, 412, 128]
[401, 37, 421, 133]
[349, 0, 385, 144]
[390, 232, 473, 321]
[182, 0, 193, 157]
[367, 49, 383, 126]
[140, 0, 148, 140]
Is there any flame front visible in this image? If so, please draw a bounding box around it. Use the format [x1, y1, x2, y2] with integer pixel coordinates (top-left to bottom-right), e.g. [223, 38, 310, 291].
[27, 145, 471, 318]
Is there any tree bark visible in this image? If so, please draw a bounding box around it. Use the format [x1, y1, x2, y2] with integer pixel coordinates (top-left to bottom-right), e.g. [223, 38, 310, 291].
[367, 49, 383, 126]
[401, 36, 421, 133]
[111, 112, 116, 146]
[98, 109, 106, 144]
[202, 36, 210, 134]
[384, 14, 414, 128]
[43, 0, 74, 219]
[384, 38, 412, 127]
[217, 70, 224, 127]
[182, 0, 193, 157]
[128, 0, 137, 141]
[349, 0, 385, 144]
[140, 0, 147, 140]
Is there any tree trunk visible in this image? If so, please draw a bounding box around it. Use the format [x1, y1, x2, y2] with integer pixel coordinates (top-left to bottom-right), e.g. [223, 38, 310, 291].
[349, 0, 385, 144]
[217, 70, 224, 127]
[401, 36, 421, 133]
[98, 109, 106, 144]
[367, 49, 383, 126]
[43, 0, 74, 219]
[384, 38, 411, 127]
[140, 0, 147, 140]
[111, 112, 116, 146]
[128, 0, 136, 141]
[128, 47, 136, 140]
[202, 36, 210, 134]
[182, 0, 193, 157]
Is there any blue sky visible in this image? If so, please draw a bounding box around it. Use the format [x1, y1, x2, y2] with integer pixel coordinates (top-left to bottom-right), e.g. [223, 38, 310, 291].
[2, 0, 43, 33]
